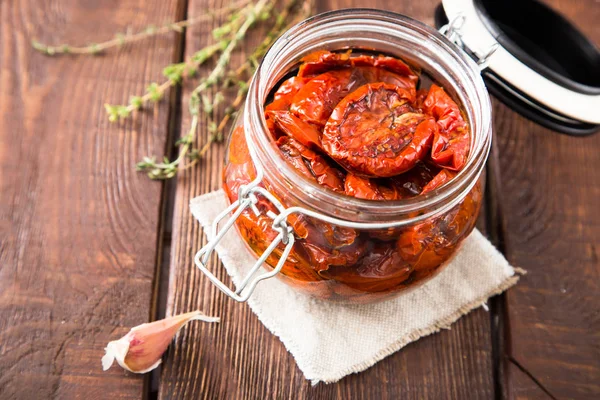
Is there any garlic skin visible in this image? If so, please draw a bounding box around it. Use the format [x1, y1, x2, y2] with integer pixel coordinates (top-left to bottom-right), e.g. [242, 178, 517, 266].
[102, 310, 219, 373]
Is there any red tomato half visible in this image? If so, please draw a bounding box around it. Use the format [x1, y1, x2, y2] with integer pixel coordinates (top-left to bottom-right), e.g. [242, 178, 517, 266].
[290, 66, 418, 128]
[300, 238, 367, 272]
[298, 50, 419, 85]
[297, 50, 352, 77]
[421, 169, 456, 193]
[344, 174, 401, 201]
[422, 84, 470, 171]
[268, 110, 323, 150]
[266, 76, 310, 111]
[276, 136, 345, 192]
[274, 76, 310, 101]
[387, 162, 440, 197]
[352, 54, 418, 91]
[357, 66, 417, 99]
[322, 82, 436, 177]
[319, 244, 413, 292]
[290, 69, 360, 127]
[265, 76, 310, 138]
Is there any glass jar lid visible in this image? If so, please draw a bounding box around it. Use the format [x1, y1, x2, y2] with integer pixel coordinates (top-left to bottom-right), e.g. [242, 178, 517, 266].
[437, 0, 600, 135]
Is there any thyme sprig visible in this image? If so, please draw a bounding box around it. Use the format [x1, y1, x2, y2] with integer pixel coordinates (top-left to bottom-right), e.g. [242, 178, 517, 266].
[136, 0, 272, 179]
[104, 40, 228, 122]
[31, 0, 250, 56]
[105, 2, 257, 122]
[215, 0, 312, 135]
[34, 0, 312, 180]
[137, 0, 313, 179]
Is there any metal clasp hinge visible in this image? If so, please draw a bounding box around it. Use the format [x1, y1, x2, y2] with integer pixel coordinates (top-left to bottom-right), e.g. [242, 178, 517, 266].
[194, 184, 295, 302]
[439, 14, 466, 48]
[439, 14, 499, 72]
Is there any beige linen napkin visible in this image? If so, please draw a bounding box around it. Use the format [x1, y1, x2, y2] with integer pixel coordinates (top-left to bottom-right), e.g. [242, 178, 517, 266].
[190, 190, 522, 384]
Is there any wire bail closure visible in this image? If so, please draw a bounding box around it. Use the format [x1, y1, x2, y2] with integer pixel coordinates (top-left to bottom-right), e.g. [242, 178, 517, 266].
[194, 180, 295, 302]
[439, 14, 466, 48]
[439, 14, 498, 72]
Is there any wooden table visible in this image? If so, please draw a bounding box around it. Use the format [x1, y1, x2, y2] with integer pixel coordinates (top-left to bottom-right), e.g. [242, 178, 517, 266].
[1, 0, 598, 398]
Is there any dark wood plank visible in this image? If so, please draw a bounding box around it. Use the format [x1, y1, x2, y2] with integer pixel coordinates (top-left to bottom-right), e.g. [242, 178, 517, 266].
[159, 1, 495, 398]
[490, 1, 600, 398]
[0, 0, 185, 398]
[505, 361, 554, 400]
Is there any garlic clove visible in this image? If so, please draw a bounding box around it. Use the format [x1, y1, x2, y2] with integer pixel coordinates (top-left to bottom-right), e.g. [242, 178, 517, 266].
[102, 310, 219, 373]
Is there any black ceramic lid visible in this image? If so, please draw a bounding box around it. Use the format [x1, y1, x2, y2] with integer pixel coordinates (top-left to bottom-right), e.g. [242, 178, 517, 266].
[435, 0, 600, 135]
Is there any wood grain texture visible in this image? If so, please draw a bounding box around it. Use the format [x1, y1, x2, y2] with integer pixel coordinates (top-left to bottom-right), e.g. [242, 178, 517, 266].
[491, 1, 600, 398]
[0, 0, 184, 398]
[159, 1, 495, 398]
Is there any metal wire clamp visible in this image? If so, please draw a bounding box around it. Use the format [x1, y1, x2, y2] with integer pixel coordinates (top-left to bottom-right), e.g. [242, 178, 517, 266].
[192, 182, 469, 302]
[194, 183, 295, 302]
[438, 14, 499, 72]
[438, 14, 466, 49]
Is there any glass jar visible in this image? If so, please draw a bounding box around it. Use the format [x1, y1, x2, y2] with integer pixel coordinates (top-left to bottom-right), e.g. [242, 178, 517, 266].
[210, 9, 491, 304]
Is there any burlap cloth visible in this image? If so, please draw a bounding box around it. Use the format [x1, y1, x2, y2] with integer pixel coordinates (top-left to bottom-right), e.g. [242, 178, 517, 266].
[190, 190, 523, 384]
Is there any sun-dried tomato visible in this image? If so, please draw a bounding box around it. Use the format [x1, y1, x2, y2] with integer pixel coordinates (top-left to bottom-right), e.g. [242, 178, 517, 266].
[421, 168, 456, 193]
[236, 210, 324, 283]
[387, 162, 440, 197]
[290, 69, 360, 127]
[322, 82, 435, 177]
[268, 110, 323, 149]
[274, 75, 309, 101]
[319, 244, 413, 292]
[344, 163, 449, 201]
[357, 66, 417, 99]
[422, 84, 470, 171]
[265, 76, 309, 113]
[297, 50, 352, 77]
[227, 126, 252, 165]
[301, 237, 367, 272]
[224, 127, 256, 201]
[276, 136, 345, 191]
[396, 176, 481, 276]
[352, 53, 417, 77]
[344, 174, 401, 201]
[290, 66, 418, 128]
[352, 54, 418, 93]
[298, 50, 418, 88]
[223, 161, 256, 202]
[265, 76, 310, 139]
